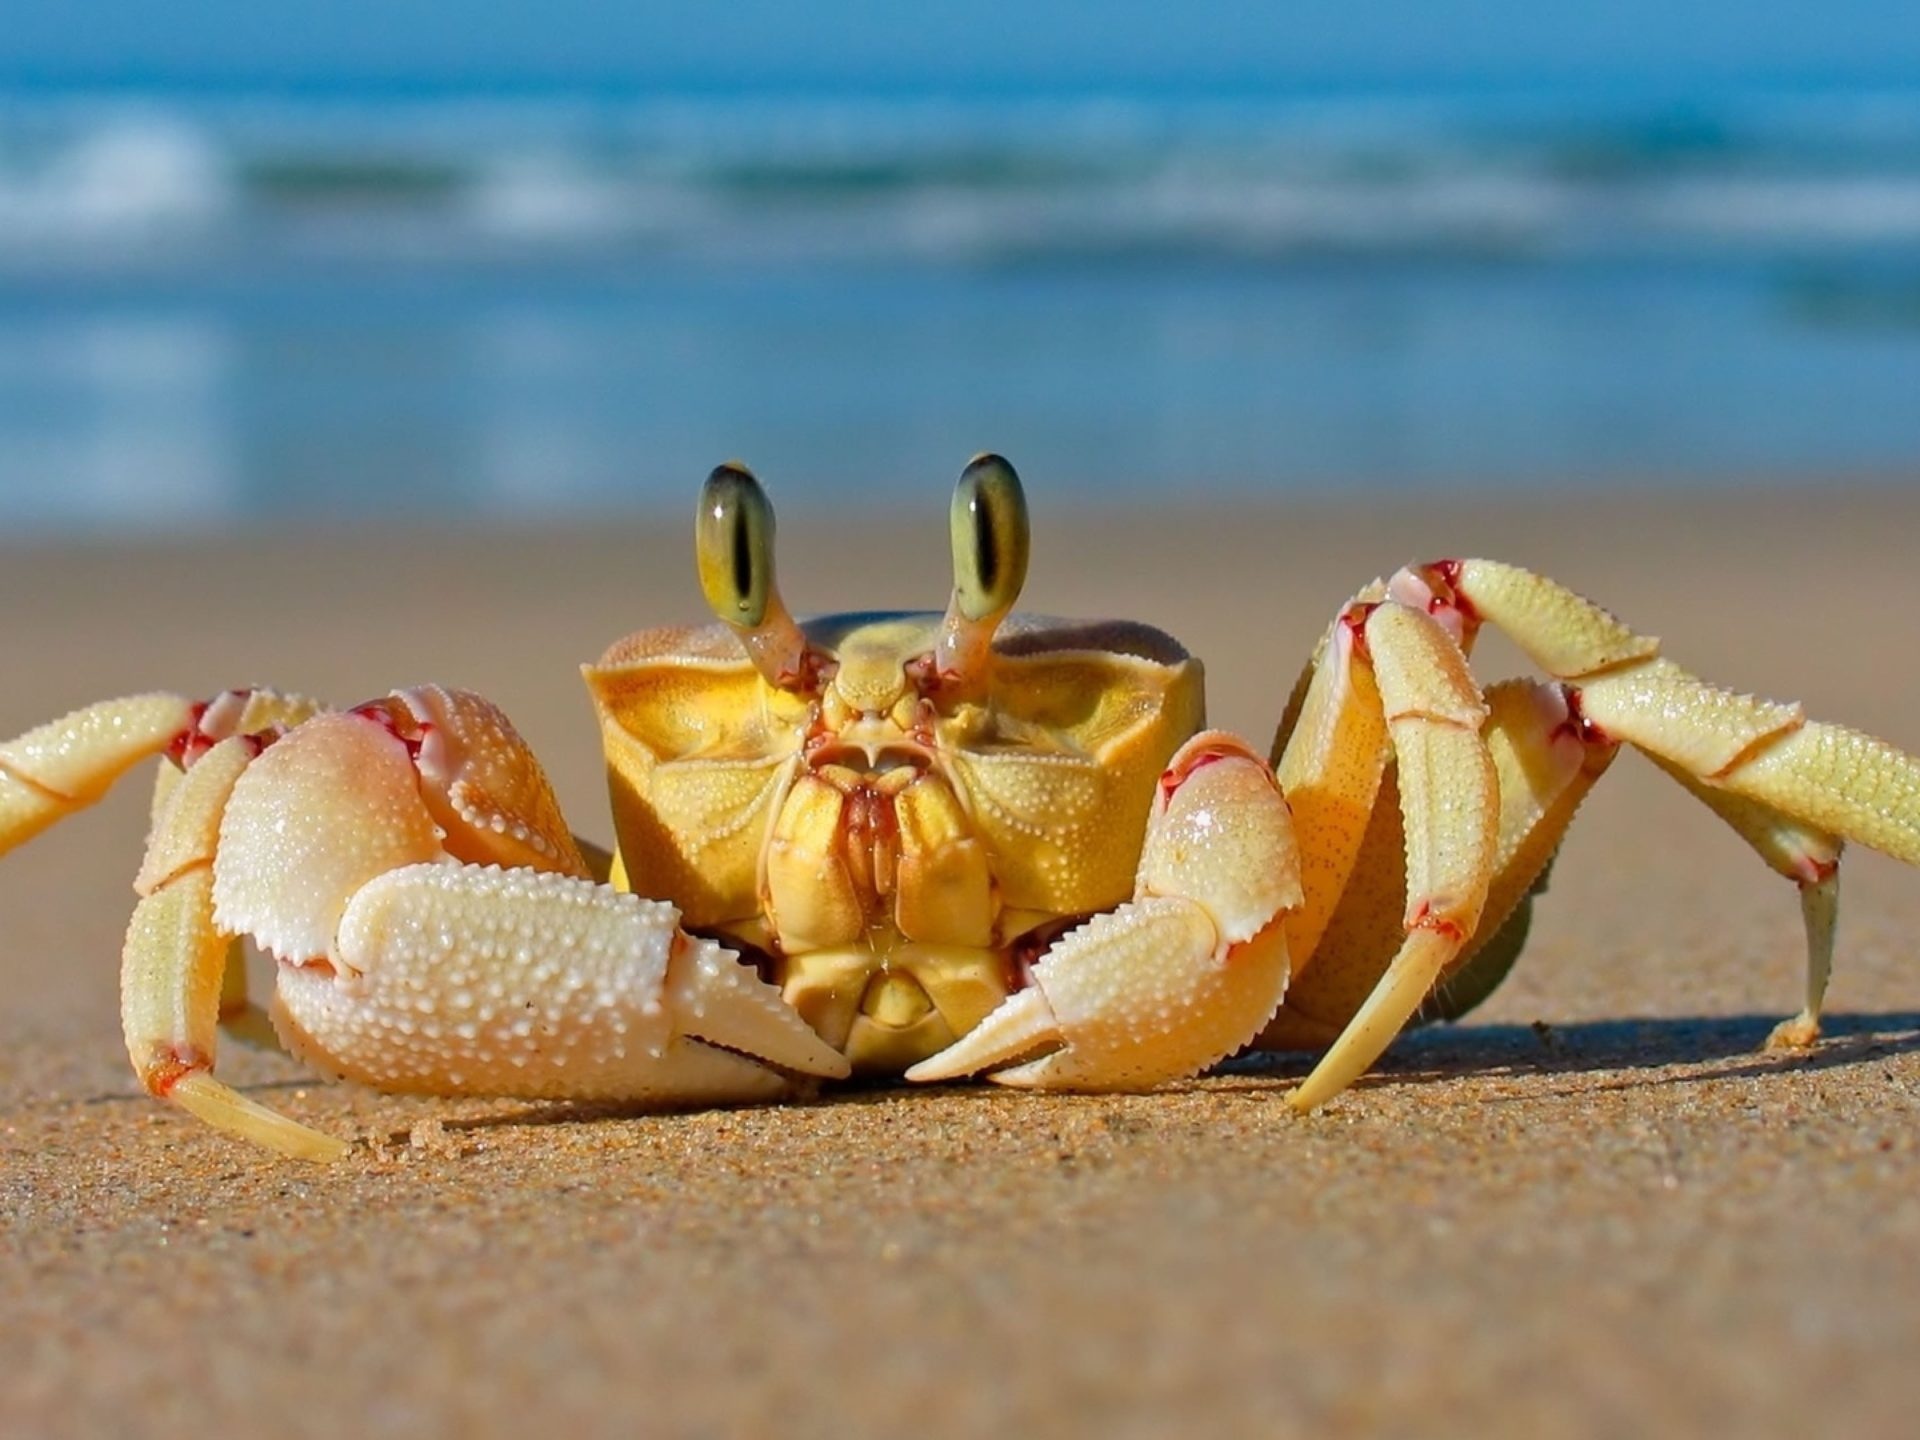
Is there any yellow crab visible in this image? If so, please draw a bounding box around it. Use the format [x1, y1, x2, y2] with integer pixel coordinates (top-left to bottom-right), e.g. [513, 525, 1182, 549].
[4, 455, 1919, 1161]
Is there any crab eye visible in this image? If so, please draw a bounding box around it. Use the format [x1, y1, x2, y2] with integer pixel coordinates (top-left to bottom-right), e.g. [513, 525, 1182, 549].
[950, 453, 1029, 622]
[697, 462, 776, 628]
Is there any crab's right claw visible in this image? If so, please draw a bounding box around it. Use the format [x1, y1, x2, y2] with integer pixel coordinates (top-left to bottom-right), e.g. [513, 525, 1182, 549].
[908, 732, 1301, 1089]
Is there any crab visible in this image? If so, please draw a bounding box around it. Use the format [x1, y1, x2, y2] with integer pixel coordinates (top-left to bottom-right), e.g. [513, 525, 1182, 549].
[4, 455, 1919, 1162]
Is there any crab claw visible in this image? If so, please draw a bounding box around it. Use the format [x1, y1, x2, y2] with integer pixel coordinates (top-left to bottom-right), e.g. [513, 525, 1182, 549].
[211, 690, 589, 961]
[207, 697, 847, 1119]
[907, 731, 1301, 1090]
[210, 709, 453, 964]
[352, 685, 589, 875]
[270, 866, 850, 1105]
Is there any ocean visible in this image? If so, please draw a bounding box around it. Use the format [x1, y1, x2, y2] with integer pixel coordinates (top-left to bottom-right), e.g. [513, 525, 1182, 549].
[2, 80, 1919, 534]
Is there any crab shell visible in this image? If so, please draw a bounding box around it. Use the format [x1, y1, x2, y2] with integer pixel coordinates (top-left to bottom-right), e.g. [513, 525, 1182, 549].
[585, 612, 1205, 1071]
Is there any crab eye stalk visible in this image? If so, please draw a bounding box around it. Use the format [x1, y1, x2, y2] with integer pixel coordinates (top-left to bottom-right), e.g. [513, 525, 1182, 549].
[950, 453, 1030, 622]
[695, 463, 821, 692]
[930, 453, 1029, 693]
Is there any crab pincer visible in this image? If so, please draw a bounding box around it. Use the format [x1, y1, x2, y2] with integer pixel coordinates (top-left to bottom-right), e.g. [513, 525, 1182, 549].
[908, 731, 1302, 1089]
[123, 686, 847, 1158]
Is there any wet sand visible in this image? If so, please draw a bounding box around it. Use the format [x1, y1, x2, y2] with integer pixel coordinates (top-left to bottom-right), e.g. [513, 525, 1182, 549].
[4, 484, 1920, 1438]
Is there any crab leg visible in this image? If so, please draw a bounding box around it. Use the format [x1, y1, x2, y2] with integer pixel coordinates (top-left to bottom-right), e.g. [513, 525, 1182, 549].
[0, 689, 328, 858]
[146, 692, 332, 1048]
[2, 690, 326, 1056]
[1644, 757, 1842, 1047]
[1270, 587, 1393, 972]
[120, 733, 349, 1161]
[1287, 604, 1498, 1111]
[1410, 558, 1920, 1041]
[1262, 678, 1618, 1048]
[905, 731, 1301, 1090]
[0, 694, 197, 856]
[1423, 680, 1619, 1020]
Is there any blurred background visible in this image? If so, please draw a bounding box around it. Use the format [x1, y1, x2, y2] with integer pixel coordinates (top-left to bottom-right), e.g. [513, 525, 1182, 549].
[4, 0, 1920, 536]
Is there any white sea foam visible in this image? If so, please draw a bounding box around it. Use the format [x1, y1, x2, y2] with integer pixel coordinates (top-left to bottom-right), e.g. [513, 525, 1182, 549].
[0, 113, 232, 247]
[463, 153, 635, 240]
[2, 86, 1920, 266]
[1641, 176, 1920, 243]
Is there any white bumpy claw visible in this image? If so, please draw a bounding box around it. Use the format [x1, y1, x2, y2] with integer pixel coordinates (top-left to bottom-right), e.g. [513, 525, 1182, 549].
[277, 863, 850, 1104]
[215, 708, 849, 1112]
[908, 731, 1302, 1090]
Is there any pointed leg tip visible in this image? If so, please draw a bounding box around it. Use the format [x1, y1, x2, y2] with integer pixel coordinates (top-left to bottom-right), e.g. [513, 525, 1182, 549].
[1287, 1061, 1363, 1113]
[170, 1072, 353, 1162]
[1765, 1013, 1822, 1052]
[1285, 1085, 1330, 1115]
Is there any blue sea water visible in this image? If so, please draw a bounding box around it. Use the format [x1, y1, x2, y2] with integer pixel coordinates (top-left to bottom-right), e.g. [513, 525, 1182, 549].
[2, 81, 1919, 534]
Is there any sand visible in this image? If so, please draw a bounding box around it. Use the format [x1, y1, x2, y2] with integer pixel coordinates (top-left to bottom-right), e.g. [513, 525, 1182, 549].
[4, 484, 1920, 1439]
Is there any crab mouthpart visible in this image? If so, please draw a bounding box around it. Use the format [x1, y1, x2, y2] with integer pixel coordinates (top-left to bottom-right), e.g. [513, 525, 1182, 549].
[770, 944, 1016, 1074]
[862, 969, 935, 1028]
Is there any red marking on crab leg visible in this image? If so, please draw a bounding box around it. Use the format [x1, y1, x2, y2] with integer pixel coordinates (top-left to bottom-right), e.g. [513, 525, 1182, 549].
[1555, 685, 1611, 747]
[163, 701, 213, 768]
[1386, 563, 1480, 650]
[349, 695, 433, 755]
[1429, 559, 1475, 617]
[141, 1042, 213, 1098]
[1405, 901, 1466, 944]
[162, 689, 316, 774]
[1796, 855, 1840, 887]
[1339, 601, 1379, 655]
[1157, 732, 1280, 806]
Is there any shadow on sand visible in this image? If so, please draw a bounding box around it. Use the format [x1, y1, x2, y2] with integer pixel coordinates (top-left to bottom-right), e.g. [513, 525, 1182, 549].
[1222, 1008, 1920, 1095]
[76, 1010, 1920, 1144]
[377, 1009, 1920, 1142]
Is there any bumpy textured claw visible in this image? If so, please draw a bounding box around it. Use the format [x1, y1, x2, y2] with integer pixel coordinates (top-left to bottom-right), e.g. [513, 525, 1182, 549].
[277, 865, 849, 1104]
[192, 691, 845, 1156]
[907, 731, 1301, 1090]
[214, 694, 593, 964]
[212, 711, 449, 965]
[354, 686, 589, 875]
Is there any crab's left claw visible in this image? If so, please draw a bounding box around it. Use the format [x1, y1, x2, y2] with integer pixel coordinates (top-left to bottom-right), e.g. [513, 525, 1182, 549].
[908, 732, 1301, 1089]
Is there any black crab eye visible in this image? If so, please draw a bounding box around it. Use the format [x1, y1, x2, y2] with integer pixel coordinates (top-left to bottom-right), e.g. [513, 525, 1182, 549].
[697, 462, 776, 628]
[949, 453, 1029, 622]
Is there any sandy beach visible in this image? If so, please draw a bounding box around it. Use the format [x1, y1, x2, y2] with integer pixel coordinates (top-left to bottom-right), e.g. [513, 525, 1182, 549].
[4, 484, 1920, 1438]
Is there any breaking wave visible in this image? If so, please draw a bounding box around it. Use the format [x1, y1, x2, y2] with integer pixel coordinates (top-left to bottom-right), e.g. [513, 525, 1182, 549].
[6, 84, 1920, 267]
